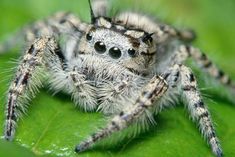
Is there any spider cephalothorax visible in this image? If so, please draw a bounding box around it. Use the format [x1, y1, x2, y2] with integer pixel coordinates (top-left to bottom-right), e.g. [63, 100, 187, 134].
[79, 16, 157, 75]
[1, 0, 234, 157]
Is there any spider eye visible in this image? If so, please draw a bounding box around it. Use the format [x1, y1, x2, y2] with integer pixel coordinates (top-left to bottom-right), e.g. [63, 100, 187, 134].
[94, 41, 106, 53]
[86, 33, 92, 41]
[128, 48, 136, 57]
[109, 47, 121, 59]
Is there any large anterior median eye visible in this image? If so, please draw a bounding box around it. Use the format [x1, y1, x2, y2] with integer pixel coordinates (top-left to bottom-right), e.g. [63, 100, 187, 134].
[94, 41, 106, 53]
[109, 47, 122, 59]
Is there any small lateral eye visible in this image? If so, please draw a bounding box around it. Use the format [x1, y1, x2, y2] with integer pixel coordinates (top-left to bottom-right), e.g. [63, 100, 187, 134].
[94, 41, 106, 53]
[128, 48, 136, 57]
[109, 47, 122, 59]
[86, 33, 92, 41]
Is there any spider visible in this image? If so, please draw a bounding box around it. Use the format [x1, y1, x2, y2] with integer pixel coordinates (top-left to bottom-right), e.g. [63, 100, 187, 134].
[1, 0, 234, 156]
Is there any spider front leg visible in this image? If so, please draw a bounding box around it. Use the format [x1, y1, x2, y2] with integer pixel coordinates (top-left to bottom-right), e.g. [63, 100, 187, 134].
[75, 75, 168, 153]
[49, 64, 98, 112]
[4, 37, 60, 140]
[170, 64, 223, 157]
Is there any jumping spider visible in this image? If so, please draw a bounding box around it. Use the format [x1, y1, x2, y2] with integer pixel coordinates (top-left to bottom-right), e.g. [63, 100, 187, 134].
[1, 0, 234, 156]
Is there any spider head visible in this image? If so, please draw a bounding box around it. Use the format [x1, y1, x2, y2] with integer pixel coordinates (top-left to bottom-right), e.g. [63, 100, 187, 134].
[78, 16, 156, 75]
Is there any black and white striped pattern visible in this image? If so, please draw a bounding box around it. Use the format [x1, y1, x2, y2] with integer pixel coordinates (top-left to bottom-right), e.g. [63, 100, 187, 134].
[4, 37, 59, 140]
[179, 65, 223, 157]
[171, 45, 234, 88]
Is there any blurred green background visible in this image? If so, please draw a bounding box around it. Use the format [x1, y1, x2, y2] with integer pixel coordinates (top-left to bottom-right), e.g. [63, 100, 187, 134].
[0, 0, 235, 157]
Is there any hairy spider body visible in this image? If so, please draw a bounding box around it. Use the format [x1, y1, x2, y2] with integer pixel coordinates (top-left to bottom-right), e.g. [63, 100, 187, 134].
[1, 0, 234, 157]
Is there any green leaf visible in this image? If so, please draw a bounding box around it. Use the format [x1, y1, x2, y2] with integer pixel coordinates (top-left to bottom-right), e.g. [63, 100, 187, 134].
[0, 0, 235, 157]
[0, 140, 37, 157]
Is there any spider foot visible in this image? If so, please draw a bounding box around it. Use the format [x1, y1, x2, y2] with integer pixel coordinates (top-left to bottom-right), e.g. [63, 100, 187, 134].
[75, 141, 91, 153]
[214, 148, 223, 157]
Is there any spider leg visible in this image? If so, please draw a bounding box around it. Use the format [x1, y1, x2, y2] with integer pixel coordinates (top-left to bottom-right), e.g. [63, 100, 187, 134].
[0, 11, 86, 54]
[170, 45, 235, 91]
[4, 37, 62, 141]
[75, 75, 168, 153]
[169, 64, 223, 157]
[188, 46, 234, 88]
[48, 64, 98, 112]
[158, 25, 196, 42]
[91, 0, 109, 17]
[0, 30, 25, 54]
[113, 12, 196, 43]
